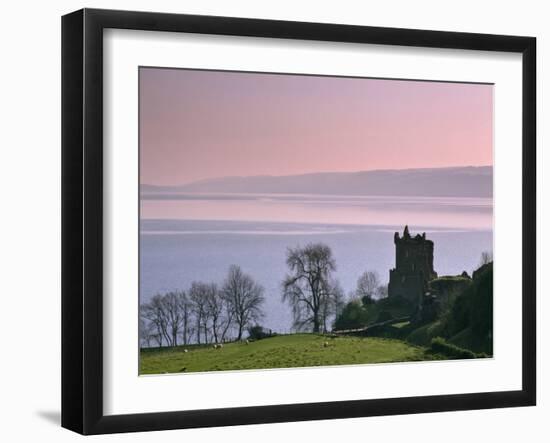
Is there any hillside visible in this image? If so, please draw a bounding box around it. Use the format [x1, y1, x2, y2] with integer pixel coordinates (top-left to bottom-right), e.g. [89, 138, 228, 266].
[333, 262, 494, 357]
[141, 166, 493, 198]
[139, 334, 431, 374]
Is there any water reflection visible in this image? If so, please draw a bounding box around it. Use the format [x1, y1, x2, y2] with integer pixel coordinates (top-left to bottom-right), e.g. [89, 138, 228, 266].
[141, 193, 492, 230]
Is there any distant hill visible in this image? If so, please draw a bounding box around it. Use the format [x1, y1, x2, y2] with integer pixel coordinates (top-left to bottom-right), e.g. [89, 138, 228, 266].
[141, 166, 492, 198]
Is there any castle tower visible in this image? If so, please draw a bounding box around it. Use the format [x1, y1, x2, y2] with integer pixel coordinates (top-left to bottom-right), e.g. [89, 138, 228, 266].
[388, 226, 437, 305]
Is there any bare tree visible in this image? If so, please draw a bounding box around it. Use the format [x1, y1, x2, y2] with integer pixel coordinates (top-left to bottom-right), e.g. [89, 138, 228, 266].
[139, 316, 158, 348]
[204, 284, 225, 344]
[218, 292, 235, 343]
[282, 243, 342, 333]
[178, 293, 192, 346]
[479, 250, 493, 266]
[162, 291, 188, 347]
[222, 265, 265, 340]
[189, 282, 213, 344]
[355, 270, 380, 303]
[140, 291, 189, 347]
[140, 294, 169, 347]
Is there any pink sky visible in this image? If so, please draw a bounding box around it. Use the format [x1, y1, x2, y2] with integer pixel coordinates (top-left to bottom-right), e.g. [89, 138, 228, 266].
[140, 68, 493, 186]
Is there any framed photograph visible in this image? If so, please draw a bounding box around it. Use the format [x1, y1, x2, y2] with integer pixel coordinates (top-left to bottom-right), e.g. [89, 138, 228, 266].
[61, 8, 536, 435]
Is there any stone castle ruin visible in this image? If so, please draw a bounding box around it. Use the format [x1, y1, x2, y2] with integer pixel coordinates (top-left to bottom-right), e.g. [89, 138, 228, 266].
[388, 226, 438, 305]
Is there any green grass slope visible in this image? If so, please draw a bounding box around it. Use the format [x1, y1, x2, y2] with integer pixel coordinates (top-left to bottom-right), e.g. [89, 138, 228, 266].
[140, 334, 431, 374]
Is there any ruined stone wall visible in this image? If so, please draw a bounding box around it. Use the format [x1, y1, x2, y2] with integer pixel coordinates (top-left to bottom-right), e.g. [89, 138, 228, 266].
[388, 269, 425, 305]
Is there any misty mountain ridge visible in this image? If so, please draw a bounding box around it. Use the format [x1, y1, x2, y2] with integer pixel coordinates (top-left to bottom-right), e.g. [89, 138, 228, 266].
[141, 166, 492, 198]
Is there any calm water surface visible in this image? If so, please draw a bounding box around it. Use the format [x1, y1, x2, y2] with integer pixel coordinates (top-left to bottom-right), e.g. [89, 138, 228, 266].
[140, 193, 493, 333]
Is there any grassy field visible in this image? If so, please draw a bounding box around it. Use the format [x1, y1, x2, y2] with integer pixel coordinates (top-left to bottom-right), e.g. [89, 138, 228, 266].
[140, 333, 432, 374]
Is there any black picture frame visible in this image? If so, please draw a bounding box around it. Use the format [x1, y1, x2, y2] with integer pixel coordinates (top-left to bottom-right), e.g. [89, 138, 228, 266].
[61, 8, 536, 435]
